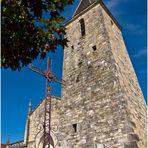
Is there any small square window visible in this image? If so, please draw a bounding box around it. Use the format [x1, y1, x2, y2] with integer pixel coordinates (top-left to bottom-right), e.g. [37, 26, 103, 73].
[92, 45, 97, 51]
[72, 124, 77, 133]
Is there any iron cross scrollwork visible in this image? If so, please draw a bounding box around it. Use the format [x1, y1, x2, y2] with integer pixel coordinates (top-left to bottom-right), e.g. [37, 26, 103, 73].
[29, 58, 65, 148]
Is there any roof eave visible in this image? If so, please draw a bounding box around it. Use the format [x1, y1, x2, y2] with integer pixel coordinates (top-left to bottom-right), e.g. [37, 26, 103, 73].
[64, 0, 122, 31]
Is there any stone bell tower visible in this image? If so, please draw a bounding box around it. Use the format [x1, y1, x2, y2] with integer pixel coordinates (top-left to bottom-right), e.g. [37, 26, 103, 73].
[57, 0, 147, 147]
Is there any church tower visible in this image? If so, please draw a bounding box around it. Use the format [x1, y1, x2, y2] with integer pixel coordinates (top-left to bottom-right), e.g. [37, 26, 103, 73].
[58, 0, 147, 147]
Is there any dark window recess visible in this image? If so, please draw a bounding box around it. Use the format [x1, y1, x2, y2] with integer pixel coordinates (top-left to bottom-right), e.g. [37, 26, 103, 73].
[111, 20, 114, 26]
[78, 61, 83, 67]
[79, 18, 86, 36]
[72, 124, 77, 133]
[71, 45, 74, 53]
[92, 45, 97, 51]
[76, 73, 82, 82]
[76, 75, 80, 82]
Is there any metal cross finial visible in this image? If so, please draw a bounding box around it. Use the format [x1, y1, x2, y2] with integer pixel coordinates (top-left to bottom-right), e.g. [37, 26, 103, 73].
[6, 135, 10, 145]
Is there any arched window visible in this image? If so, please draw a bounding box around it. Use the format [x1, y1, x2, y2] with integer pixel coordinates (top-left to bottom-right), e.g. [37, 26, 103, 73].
[79, 18, 86, 36]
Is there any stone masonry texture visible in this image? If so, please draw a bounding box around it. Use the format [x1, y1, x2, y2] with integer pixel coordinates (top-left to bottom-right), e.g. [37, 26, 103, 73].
[23, 1, 147, 148]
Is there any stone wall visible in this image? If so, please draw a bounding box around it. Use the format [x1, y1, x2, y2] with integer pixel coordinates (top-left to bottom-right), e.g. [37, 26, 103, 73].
[56, 3, 141, 148]
[25, 97, 60, 148]
[101, 6, 147, 148]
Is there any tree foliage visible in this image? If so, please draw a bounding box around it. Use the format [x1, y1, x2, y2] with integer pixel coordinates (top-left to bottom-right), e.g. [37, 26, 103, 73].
[2, 0, 73, 71]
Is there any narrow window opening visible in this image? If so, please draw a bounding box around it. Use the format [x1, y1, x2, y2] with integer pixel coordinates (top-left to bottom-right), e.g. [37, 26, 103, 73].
[92, 45, 97, 51]
[76, 75, 80, 82]
[71, 45, 74, 53]
[76, 72, 82, 83]
[111, 20, 114, 26]
[79, 18, 86, 36]
[72, 124, 77, 133]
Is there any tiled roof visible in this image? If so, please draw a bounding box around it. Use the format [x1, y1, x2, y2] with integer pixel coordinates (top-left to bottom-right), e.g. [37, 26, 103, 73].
[74, 0, 96, 17]
[8, 140, 24, 148]
[1, 144, 7, 148]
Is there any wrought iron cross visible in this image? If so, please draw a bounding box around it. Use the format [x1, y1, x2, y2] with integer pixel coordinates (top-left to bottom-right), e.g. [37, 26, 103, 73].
[29, 58, 65, 148]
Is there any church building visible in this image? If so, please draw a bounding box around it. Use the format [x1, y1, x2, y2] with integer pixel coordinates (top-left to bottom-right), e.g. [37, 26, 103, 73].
[8, 0, 147, 147]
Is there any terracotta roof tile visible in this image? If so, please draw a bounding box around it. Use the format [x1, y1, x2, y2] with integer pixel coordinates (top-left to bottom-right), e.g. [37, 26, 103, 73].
[1, 144, 7, 148]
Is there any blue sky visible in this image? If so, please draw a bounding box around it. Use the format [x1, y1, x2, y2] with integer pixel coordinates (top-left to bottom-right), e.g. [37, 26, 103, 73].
[1, 0, 147, 144]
